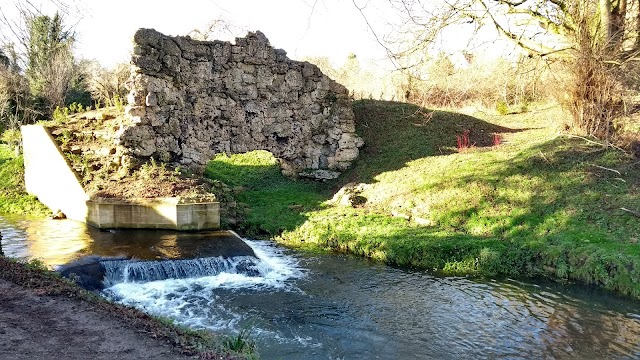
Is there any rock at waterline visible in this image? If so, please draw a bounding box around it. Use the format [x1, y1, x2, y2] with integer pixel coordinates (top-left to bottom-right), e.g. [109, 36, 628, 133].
[57, 232, 260, 290]
[51, 210, 66, 220]
[57, 256, 116, 291]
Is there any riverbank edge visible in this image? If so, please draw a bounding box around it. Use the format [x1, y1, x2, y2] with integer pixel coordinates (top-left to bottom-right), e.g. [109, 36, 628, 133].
[272, 222, 640, 300]
[0, 255, 251, 359]
[209, 100, 640, 301]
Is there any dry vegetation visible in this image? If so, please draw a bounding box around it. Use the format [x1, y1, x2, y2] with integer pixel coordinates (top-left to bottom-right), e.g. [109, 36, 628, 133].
[306, 52, 555, 114]
[46, 107, 215, 200]
[306, 49, 638, 153]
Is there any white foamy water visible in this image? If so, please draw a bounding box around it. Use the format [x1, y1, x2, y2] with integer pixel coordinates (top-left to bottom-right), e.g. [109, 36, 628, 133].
[102, 239, 306, 332]
[101, 256, 264, 286]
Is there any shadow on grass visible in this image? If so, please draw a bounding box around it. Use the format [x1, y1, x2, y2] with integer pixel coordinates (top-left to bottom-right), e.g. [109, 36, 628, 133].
[347, 136, 640, 296]
[202, 99, 640, 296]
[341, 100, 531, 185]
[204, 100, 531, 236]
[428, 136, 640, 245]
[204, 151, 332, 236]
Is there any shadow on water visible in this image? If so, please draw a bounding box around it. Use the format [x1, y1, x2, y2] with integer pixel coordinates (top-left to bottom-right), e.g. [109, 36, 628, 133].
[2, 209, 640, 359]
[84, 228, 255, 260]
[2, 214, 639, 359]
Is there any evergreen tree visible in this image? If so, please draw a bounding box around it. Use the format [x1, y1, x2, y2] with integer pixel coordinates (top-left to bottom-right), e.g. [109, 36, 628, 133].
[25, 12, 74, 113]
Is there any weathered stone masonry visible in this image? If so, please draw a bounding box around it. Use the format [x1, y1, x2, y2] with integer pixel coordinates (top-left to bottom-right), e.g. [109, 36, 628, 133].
[119, 28, 363, 177]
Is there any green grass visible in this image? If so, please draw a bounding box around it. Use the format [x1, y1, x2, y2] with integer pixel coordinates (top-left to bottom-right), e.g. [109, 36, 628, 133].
[205, 150, 329, 234]
[0, 144, 50, 216]
[205, 100, 640, 299]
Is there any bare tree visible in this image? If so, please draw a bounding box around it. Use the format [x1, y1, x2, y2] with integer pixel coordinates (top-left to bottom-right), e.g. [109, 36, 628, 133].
[39, 46, 73, 110]
[0, 61, 39, 131]
[0, 0, 81, 68]
[356, 1, 640, 63]
[0, 0, 84, 129]
[354, 0, 640, 142]
[82, 60, 129, 107]
[188, 18, 247, 41]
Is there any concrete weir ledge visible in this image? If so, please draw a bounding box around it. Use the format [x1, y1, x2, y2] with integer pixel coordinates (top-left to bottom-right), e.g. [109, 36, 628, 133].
[21, 125, 220, 230]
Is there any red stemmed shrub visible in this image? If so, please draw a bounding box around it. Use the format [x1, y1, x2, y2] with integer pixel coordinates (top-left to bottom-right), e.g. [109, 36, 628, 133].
[456, 130, 470, 152]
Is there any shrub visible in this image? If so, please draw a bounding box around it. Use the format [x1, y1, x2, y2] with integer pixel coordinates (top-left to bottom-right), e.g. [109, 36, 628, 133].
[560, 41, 629, 142]
[456, 129, 471, 152]
[402, 55, 552, 111]
[81, 61, 129, 108]
[495, 101, 509, 115]
[52, 106, 69, 124]
[0, 65, 40, 130]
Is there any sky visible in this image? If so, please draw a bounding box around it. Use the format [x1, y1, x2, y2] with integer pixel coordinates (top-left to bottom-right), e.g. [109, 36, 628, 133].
[78, 0, 387, 67]
[1, 0, 515, 70]
[1, 0, 392, 68]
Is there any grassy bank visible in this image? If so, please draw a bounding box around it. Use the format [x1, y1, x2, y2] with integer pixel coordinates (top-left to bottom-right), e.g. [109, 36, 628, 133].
[0, 144, 49, 216]
[205, 100, 640, 298]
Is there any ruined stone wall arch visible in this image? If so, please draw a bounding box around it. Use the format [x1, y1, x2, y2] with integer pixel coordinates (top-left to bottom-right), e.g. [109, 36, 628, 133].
[119, 28, 362, 178]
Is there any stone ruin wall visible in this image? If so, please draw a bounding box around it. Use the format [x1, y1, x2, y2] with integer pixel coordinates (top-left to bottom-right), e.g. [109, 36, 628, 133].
[118, 28, 363, 177]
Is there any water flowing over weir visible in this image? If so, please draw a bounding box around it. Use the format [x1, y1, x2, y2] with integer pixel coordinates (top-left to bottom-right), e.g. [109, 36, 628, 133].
[100, 256, 264, 286]
[2, 215, 640, 359]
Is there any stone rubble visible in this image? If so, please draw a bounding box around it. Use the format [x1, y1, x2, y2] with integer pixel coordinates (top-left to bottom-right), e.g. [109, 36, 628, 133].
[118, 28, 363, 177]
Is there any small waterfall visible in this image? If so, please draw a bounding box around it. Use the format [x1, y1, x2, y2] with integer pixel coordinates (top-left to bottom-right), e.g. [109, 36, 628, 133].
[100, 256, 264, 286]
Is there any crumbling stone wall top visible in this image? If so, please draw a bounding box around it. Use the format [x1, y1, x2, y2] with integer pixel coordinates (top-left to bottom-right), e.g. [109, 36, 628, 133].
[119, 28, 363, 178]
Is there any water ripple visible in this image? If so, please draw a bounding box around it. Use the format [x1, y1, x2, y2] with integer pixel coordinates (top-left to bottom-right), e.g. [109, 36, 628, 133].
[2, 216, 640, 360]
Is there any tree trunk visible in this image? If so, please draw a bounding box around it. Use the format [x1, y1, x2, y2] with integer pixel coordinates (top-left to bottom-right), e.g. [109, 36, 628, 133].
[601, 0, 613, 41]
[610, 0, 627, 47]
[634, 0, 640, 50]
[602, 0, 628, 48]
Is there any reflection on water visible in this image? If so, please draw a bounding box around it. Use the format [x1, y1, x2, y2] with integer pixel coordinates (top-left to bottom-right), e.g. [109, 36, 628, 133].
[1, 215, 640, 359]
[0, 214, 250, 266]
[0, 215, 90, 266]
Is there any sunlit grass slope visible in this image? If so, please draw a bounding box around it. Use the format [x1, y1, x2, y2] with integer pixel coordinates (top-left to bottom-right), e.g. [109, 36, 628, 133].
[209, 100, 640, 298]
[0, 145, 49, 216]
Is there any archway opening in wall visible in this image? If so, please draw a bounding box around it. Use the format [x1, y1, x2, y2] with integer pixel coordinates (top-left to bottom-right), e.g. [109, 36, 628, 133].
[203, 149, 330, 234]
[204, 150, 282, 188]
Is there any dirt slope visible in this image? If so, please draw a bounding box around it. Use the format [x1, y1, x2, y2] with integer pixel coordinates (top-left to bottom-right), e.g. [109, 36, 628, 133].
[0, 279, 192, 360]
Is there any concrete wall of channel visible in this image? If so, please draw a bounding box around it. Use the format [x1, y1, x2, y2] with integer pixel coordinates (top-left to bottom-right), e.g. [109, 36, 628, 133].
[21, 125, 220, 230]
[22, 125, 90, 222]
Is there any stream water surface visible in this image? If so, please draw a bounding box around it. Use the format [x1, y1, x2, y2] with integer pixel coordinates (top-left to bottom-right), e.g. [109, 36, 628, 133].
[1, 214, 640, 359]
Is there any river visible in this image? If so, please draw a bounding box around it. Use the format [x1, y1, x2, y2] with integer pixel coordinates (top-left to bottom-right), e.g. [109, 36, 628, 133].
[1, 214, 639, 359]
